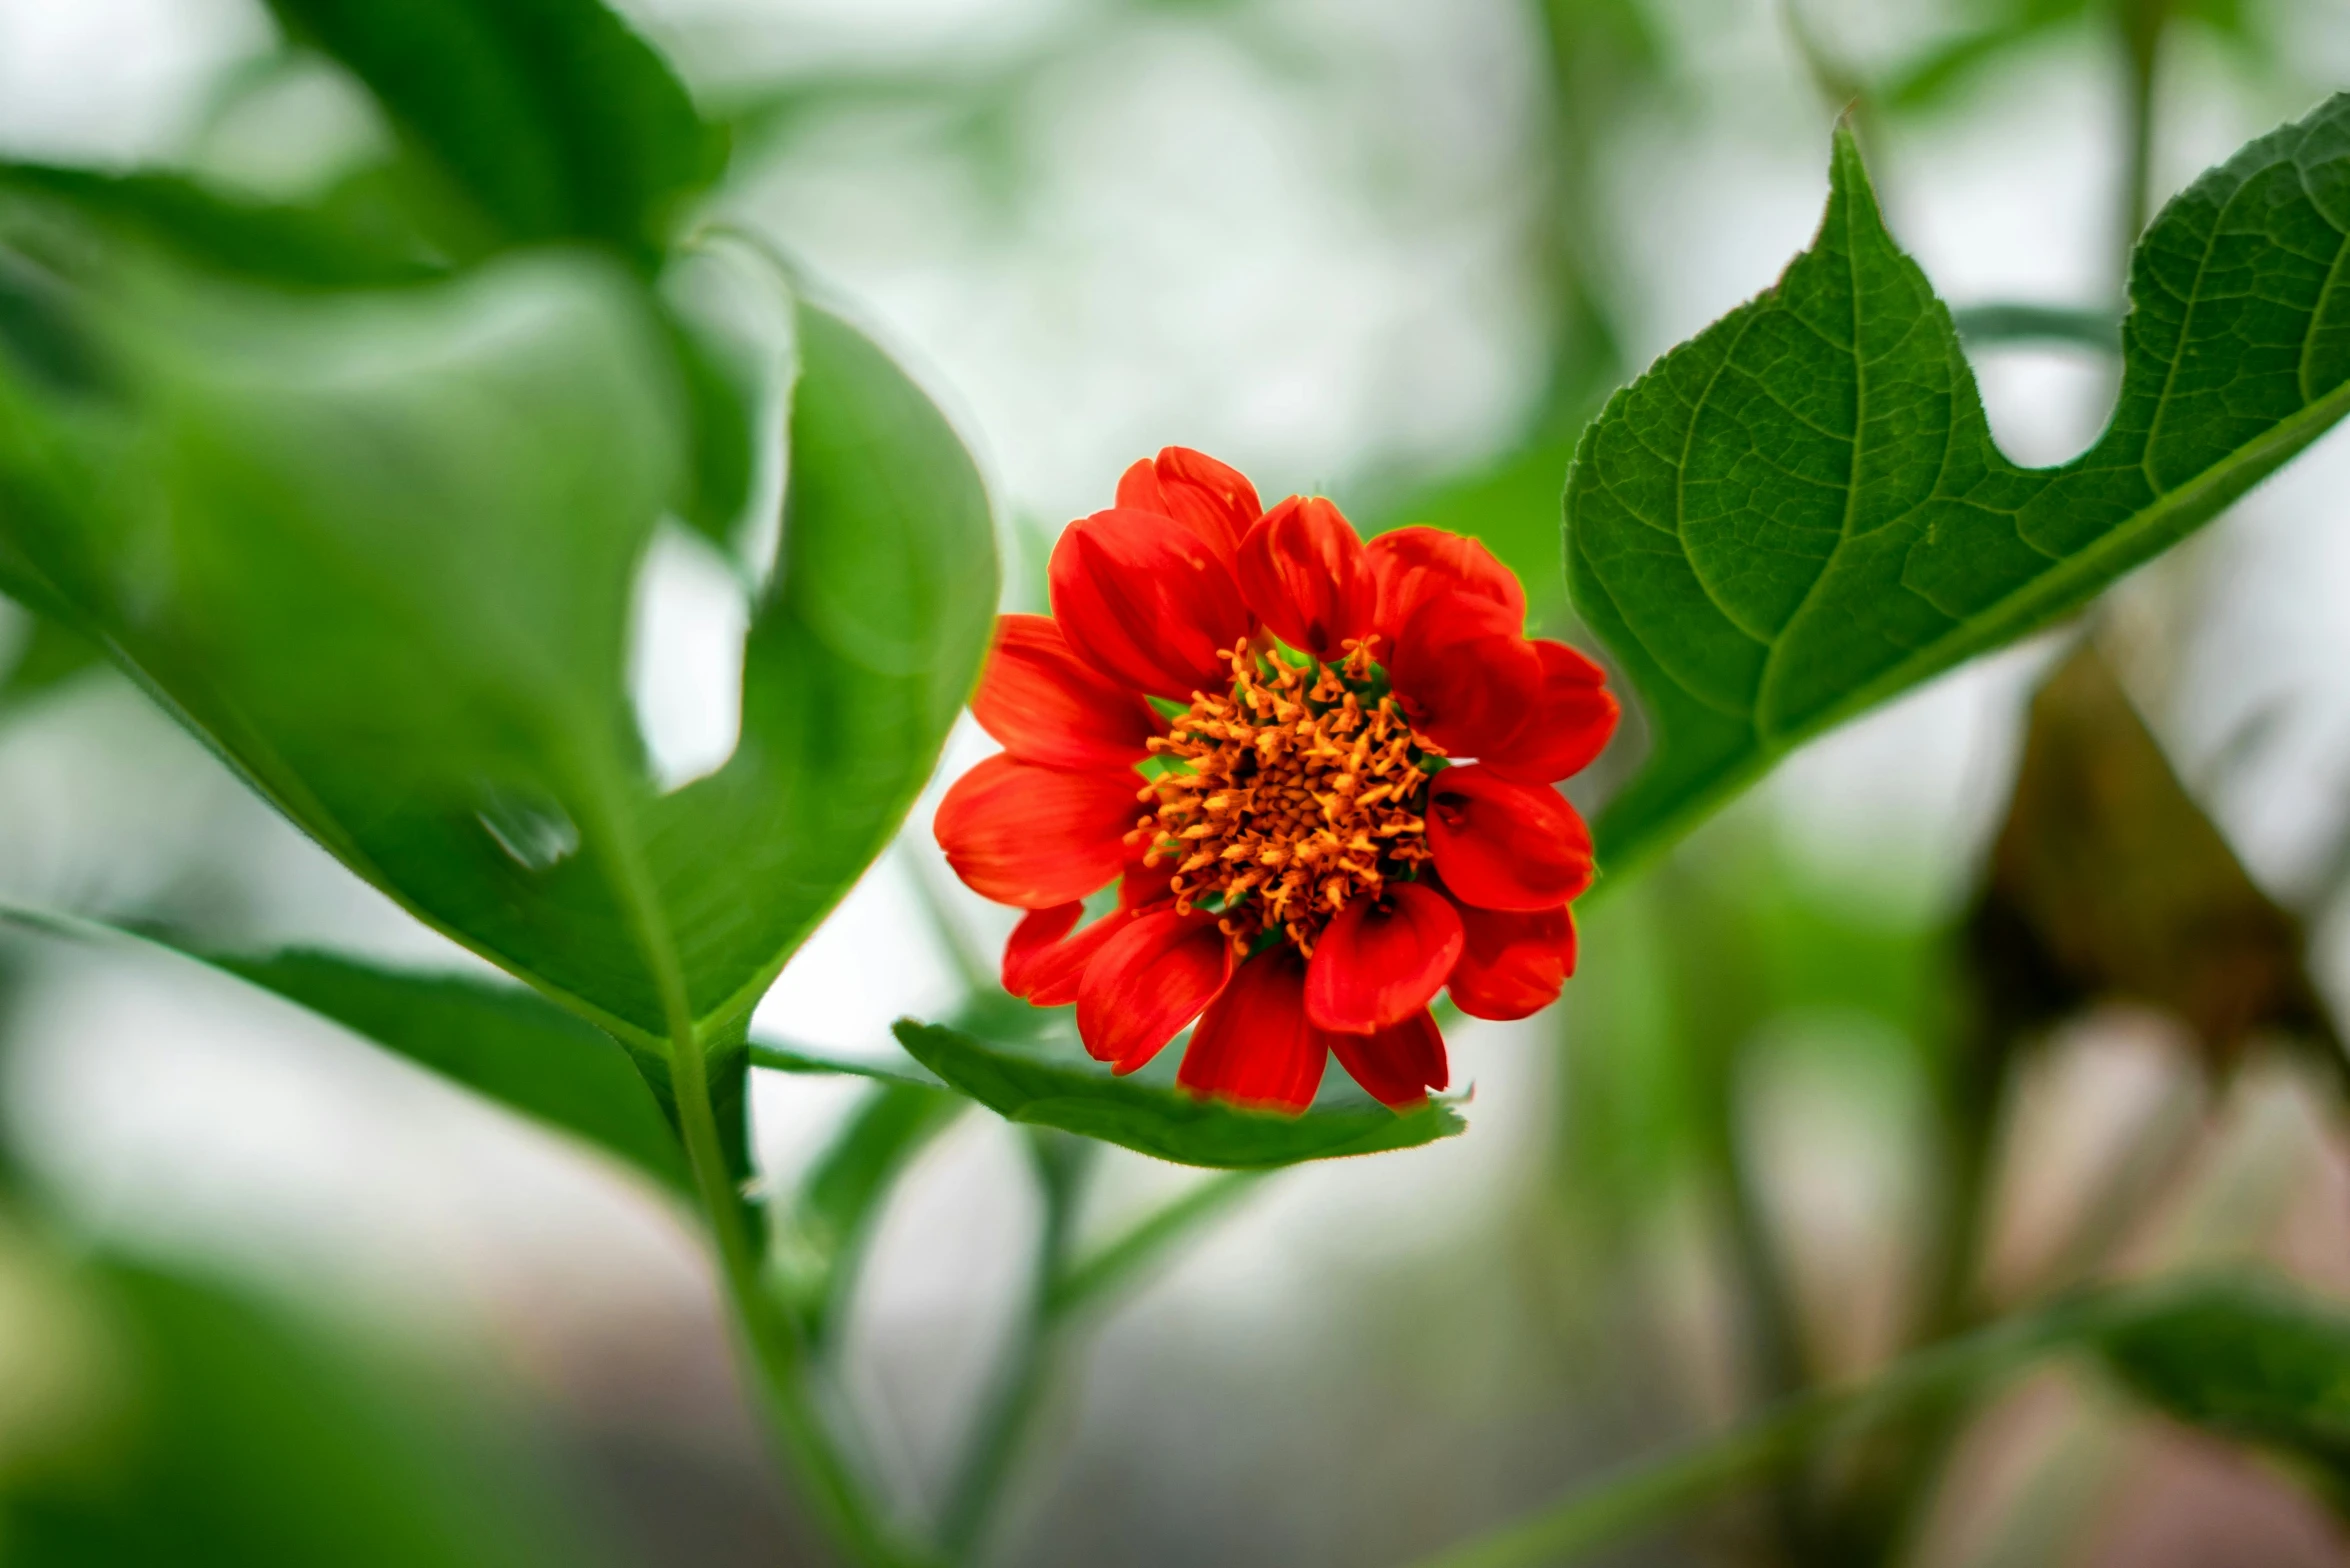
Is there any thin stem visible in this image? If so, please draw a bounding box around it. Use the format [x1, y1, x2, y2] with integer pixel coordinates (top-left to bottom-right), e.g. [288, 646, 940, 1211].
[577, 768, 911, 1568]
[1047, 1171, 1264, 1320]
[1949, 303, 2123, 355]
[1400, 1289, 2134, 1568]
[938, 1136, 1088, 1560]
[2118, 0, 2172, 270]
[750, 1038, 945, 1091]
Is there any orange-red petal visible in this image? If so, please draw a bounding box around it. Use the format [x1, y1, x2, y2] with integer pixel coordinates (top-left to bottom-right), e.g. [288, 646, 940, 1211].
[1390, 590, 1545, 757]
[1447, 900, 1577, 1020]
[1481, 640, 1619, 784]
[1427, 764, 1594, 912]
[1004, 902, 1141, 1007]
[1077, 908, 1233, 1073]
[1116, 446, 1262, 562]
[1235, 495, 1376, 660]
[1326, 1008, 1448, 1109]
[1050, 507, 1253, 700]
[972, 614, 1158, 771]
[1365, 526, 1525, 645]
[1303, 881, 1464, 1034]
[936, 754, 1139, 910]
[1176, 946, 1327, 1112]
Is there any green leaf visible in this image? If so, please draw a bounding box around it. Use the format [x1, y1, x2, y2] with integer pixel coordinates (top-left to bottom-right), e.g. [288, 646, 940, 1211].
[0, 903, 690, 1199]
[0, 163, 450, 289]
[893, 1020, 1466, 1169]
[2095, 1277, 2350, 1507]
[631, 294, 998, 1032]
[0, 234, 990, 1051]
[261, 0, 726, 265]
[4, 1254, 609, 1568]
[0, 606, 101, 716]
[1568, 96, 2350, 871]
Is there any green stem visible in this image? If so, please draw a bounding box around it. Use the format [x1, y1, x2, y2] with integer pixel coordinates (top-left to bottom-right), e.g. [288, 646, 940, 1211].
[1046, 1171, 1263, 1320]
[938, 1136, 1088, 1561]
[1949, 303, 2123, 355]
[1400, 1290, 2135, 1568]
[2118, 0, 2171, 265]
[577, 768, 910, 1568]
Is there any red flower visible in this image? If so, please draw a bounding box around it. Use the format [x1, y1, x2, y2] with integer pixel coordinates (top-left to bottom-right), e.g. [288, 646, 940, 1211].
[936, 446, 1617, 1114]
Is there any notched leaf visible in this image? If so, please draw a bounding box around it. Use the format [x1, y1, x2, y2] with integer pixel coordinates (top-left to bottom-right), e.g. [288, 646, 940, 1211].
[1569, 94, 2350, 870]
[893, 1020, 1466, 1169]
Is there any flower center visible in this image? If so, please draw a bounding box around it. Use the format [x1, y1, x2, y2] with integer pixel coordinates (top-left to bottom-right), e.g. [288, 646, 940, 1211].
[1132, 639, 1443, 956]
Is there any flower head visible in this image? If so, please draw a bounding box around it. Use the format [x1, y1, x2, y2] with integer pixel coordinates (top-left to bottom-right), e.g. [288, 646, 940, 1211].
[936, 447, 1618, 1113]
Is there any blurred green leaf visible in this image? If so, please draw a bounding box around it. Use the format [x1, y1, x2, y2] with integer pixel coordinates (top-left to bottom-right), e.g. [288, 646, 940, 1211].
[4, 1255, 609, 1568]
[772, 1082, 962, 1345]
[1968, 644, 2337, 1069]
[0, 607, 101, 716]
[0, 904, 690, 1200]
[261, 0, 727, 266]
[893, 1020, 1466, 1169]
[0, 163, 449, 289]
[2095, 1277, 2350, 1510]
[1883, 0, 2274, 111]
[0, 237, 991, 1051]
[1569, 96, 2350, 873]
[631, 293, 997, 1032]
[213, 950, 695, 1199]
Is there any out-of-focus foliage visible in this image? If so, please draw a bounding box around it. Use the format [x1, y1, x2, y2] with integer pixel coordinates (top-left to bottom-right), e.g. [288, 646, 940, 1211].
[2095, 1277, 2350, 1513]
[1568, 99, 2350, 871]
[0, 609, 98, 717]
[1968, 644, 2338, 1071]
[0, 1244, 608, 1568]
[769, 1081, 962, 1348]
[0, 906, 695, 1197]
[895, 1019, 1468, 1167]
[258, 0, 727, 267]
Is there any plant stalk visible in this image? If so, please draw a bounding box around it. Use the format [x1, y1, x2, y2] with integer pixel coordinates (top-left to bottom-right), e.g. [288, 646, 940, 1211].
[580, 767, 911, 1568]
[1401, 1289, 2134, 1568]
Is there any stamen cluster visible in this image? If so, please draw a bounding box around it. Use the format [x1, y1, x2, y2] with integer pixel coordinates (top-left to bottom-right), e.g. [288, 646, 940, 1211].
[1135, 639, 1441, 955]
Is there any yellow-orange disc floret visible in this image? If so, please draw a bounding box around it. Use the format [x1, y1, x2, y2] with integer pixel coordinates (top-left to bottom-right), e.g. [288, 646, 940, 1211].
[1132, 639, 1443, 956]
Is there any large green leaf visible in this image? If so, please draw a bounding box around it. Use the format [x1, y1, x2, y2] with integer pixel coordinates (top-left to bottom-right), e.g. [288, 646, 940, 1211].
[630, 295, 998, 1031]
[261, 0, 726, 265]
[0, 904, 689, 1200]
[0, 164, 451, 290]
[0, 235, 991, 1051]
[2094, 1277, 2350, 1508]
[0, 605, 100, 716]
[4, 1255, 608, 1568]
[1567, 95, 2350, 870]
[893, 1021, 1466, 1169]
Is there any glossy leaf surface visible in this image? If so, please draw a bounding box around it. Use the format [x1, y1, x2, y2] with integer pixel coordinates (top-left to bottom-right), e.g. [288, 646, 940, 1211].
[1569, 96, 2350, 869]
[894, 1020, 1465, 1169]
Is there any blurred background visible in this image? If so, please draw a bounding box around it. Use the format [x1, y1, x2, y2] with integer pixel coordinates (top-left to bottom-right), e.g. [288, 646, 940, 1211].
[4, 0, 2350, 1563]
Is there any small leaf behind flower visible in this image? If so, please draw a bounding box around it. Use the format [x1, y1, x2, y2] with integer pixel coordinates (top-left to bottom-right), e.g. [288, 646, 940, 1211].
[893, 1020, 1465, 1169]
